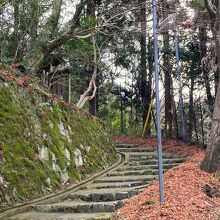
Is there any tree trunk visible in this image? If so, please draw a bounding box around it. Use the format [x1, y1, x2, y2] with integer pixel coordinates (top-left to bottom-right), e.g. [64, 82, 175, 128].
[87, 0, 98, 116]
[89, 75, 99, 116]
[12, 0, 20, 59]
[172, 100, 179, 139]
[199, 97, 205, 146]
[201, 0, 220, 172]
[139, 0, 148, 129]
[120, 86, 124, 134]
[214, 1, 220, 92]
[214, 71, 219, 96]
[145, 37, 153, 136]
[204, 0, 219, 97]
[201, 83, 220, 172]
[162, 1, 172, 138]
[22, 0, 63, 71]
[193, 110, 199, 144]
[199, 21, 214, 113]
[22, 0, 86, 72]
[30, 0, 39, 48]
[188, 77, 195, 142]
[172, 78, 179, 139]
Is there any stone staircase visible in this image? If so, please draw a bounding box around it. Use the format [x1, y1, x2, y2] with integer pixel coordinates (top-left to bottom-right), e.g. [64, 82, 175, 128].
[9, 144, 186, 220]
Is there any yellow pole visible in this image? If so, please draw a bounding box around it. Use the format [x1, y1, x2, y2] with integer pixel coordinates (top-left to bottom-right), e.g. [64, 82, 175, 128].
[142, 99, 154, 137]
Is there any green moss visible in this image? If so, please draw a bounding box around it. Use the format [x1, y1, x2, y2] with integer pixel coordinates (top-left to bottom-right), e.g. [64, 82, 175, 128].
[0, 83, 117, 207]
[141, 200, 156, 206]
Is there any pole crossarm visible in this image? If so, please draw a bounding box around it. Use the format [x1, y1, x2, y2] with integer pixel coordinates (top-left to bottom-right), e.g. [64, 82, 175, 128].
[158, 13, 176, 32]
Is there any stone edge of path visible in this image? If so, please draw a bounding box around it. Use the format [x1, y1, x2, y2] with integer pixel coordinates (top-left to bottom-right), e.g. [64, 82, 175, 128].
[0, 151, 125, 219]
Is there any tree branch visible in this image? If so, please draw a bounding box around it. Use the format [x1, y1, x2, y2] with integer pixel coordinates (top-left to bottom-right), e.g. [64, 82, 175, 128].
[50, 0, 63, 34]
[48, 2, 144, 52]
[204, 0, 216, 15]
[47, 0, 89, 51]
[77, 36, 98, 109]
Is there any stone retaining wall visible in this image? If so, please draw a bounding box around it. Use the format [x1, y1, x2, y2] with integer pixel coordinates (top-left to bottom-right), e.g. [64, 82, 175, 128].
[0, 82, 117, 208]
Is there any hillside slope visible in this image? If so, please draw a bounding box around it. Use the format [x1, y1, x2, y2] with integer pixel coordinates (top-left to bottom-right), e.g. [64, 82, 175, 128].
[0, 77, 117, 208]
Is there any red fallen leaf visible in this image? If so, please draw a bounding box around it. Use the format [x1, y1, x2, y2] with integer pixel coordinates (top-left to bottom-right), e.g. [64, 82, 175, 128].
[113, 137, 220, 220]
[0, 141, 4, 156]
[38, 111, 47, 118]
[12, 63, 20, 68]
[23, 201, 31, 205]
[160, 211, 168, 216]
[34, 154, 40, 160]
[91, 115, 98, 120]
[27, 84, 34, 90]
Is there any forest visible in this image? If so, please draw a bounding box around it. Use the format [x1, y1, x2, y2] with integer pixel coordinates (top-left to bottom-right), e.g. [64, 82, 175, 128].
[0, 0, 220, 219]
[0, 0, 217, 139]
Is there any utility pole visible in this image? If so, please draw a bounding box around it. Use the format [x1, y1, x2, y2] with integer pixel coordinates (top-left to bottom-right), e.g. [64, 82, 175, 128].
[173, 28, 187, 141]
[120, 85, 124, 135]
[152, 0, 164, 204]
[158, 14, 187, 141]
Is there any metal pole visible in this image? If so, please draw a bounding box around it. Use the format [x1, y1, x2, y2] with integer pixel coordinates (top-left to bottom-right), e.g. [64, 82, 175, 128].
[174, 28, 187, 141]
[120, 85, 124, 135]
[152, 0, 164, 204]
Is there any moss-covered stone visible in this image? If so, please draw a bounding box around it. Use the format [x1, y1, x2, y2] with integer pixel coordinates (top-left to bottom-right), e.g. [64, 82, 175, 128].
[0, 82, 117, 207]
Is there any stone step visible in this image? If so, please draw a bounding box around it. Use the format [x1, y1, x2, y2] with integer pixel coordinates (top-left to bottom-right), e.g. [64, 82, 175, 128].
[7, 143, 186, 220]
[128, 158, 185, 166]
[116, 163, 181, 171]
[93, 175, 156, 183]
[129, 153, 179, 161]
[64, 187, 139, 202]
[9, 212, 112, 220]
[88, 181, 147, 189]
[116, 148, 153, 153]
[34, 200, 126, 213]
[115, 144, 139, 148]
[107, 168, 165, 176]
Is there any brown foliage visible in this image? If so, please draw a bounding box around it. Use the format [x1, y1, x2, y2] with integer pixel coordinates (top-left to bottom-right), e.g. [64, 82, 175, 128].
[113, 137, 220, 220]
